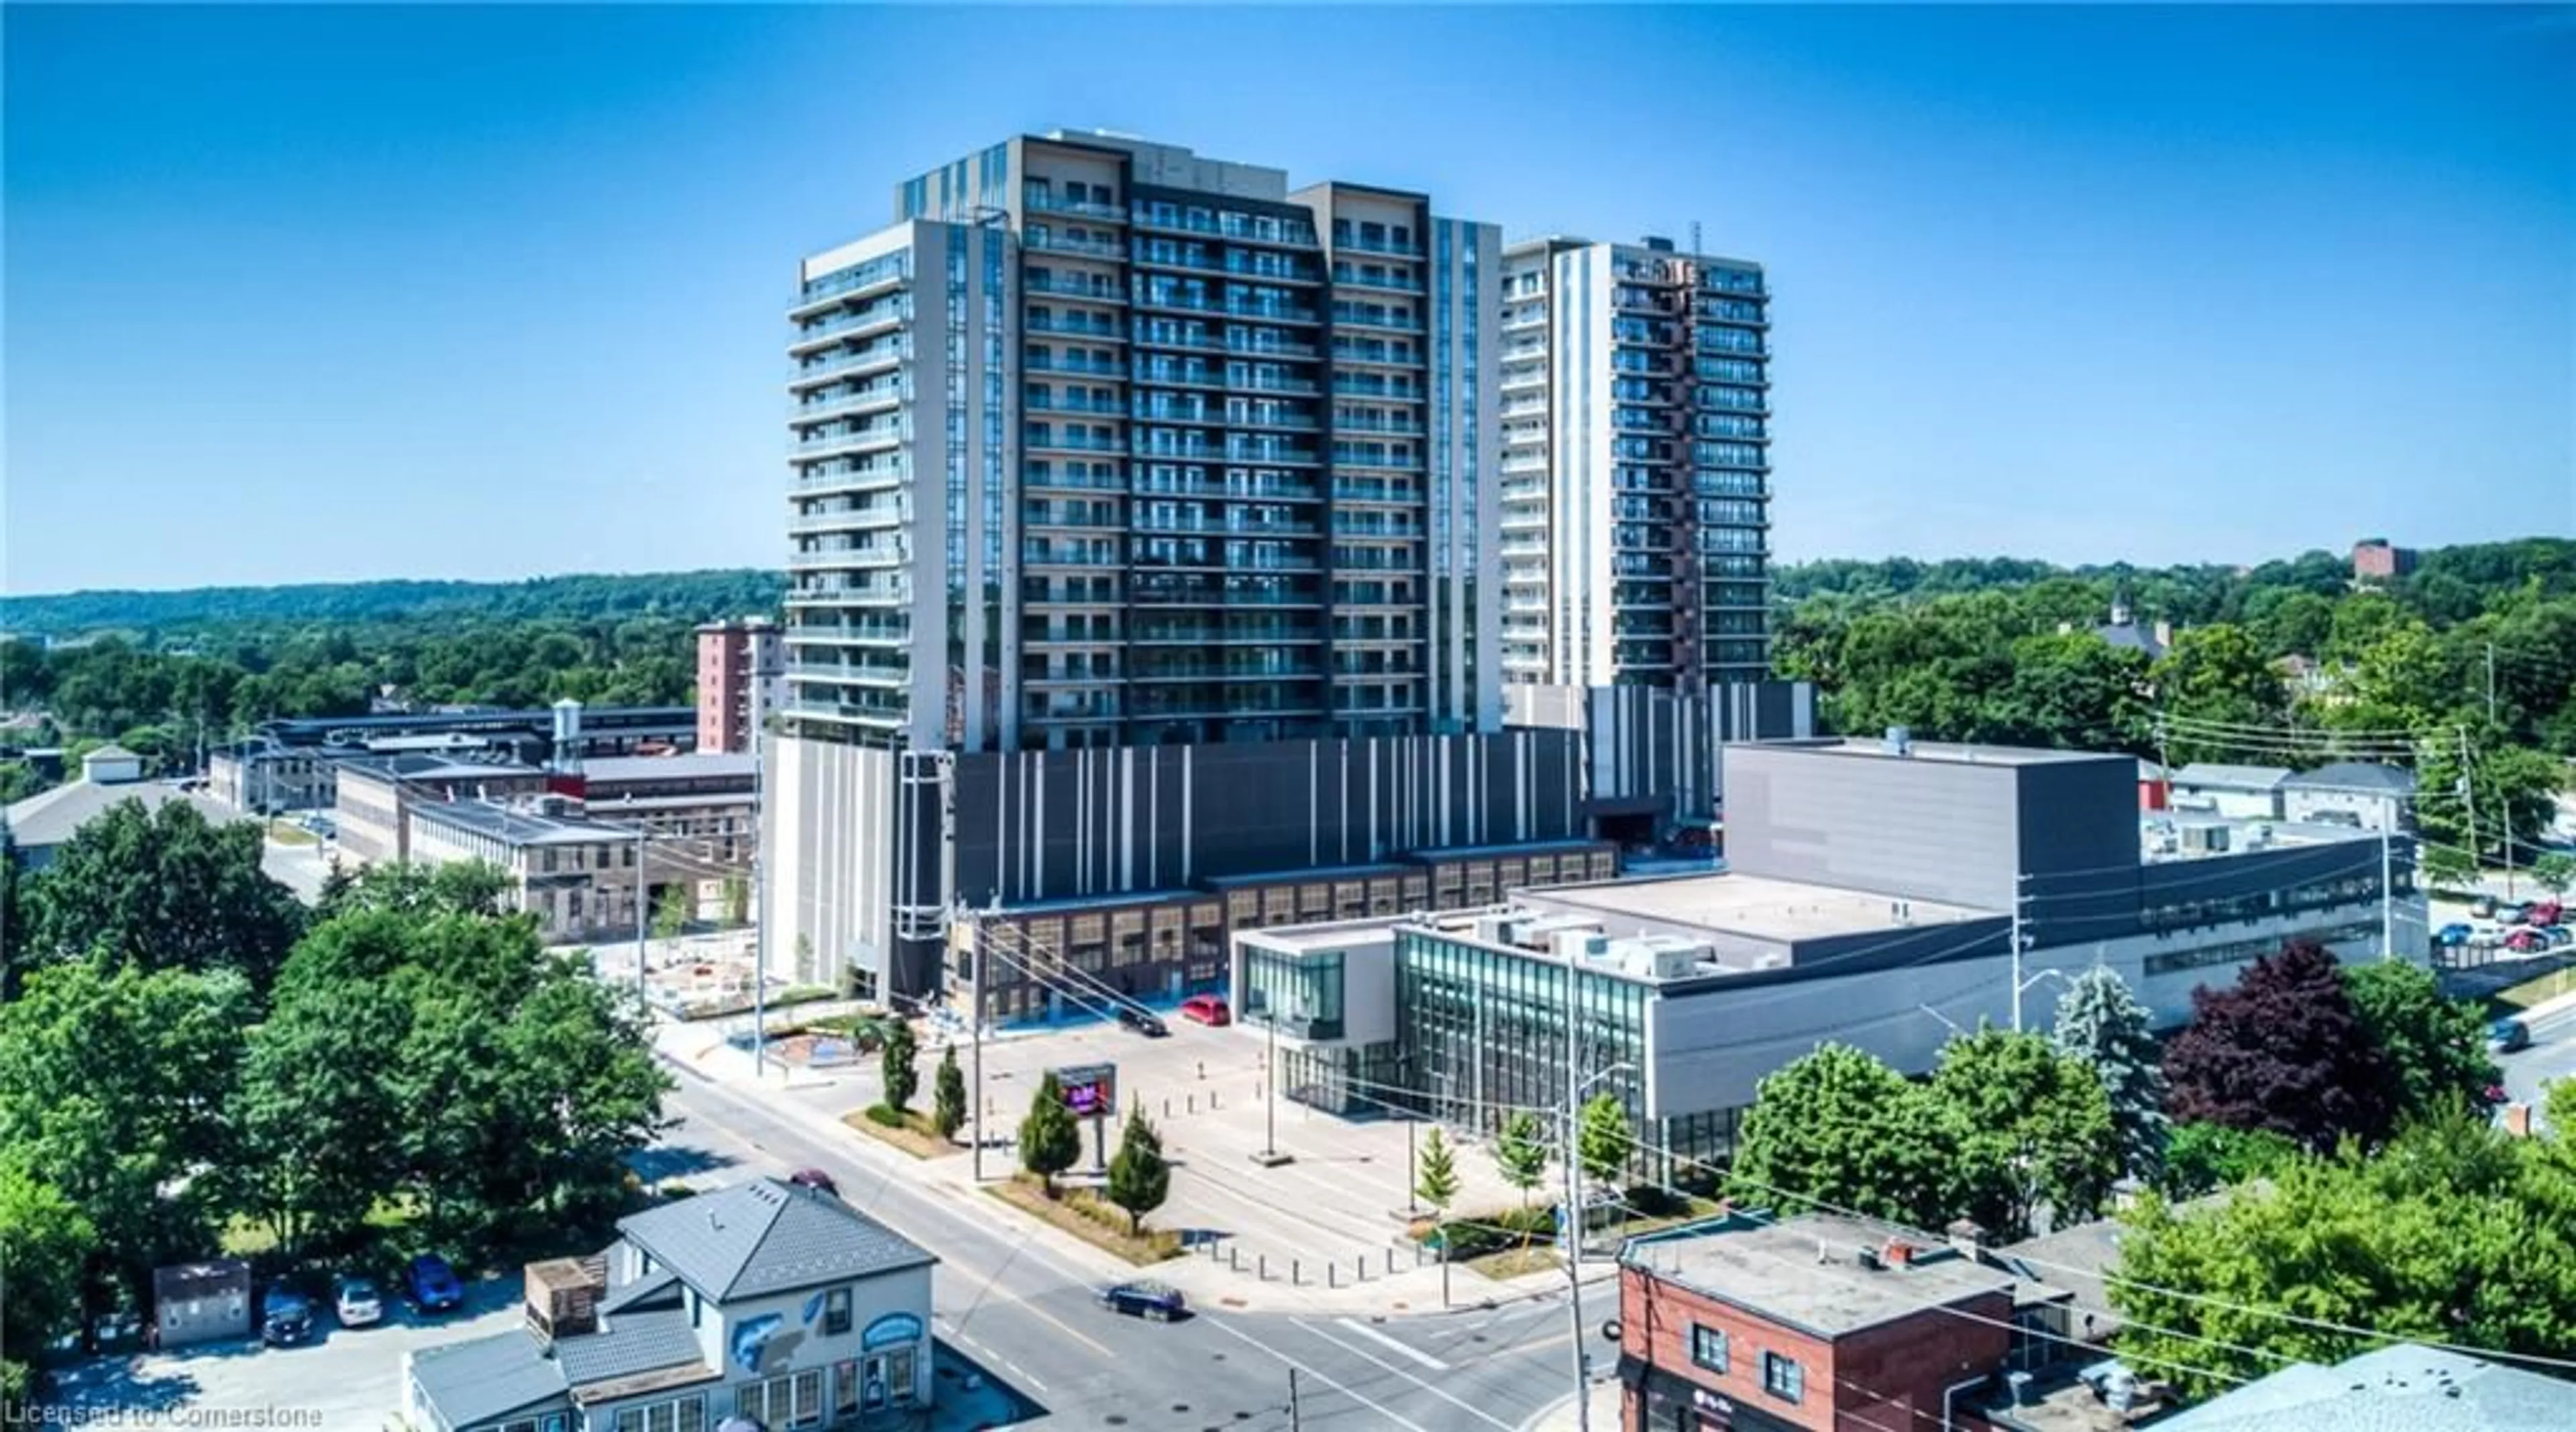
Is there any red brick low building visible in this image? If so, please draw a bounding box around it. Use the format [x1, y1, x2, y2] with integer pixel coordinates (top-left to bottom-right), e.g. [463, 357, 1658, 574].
[1618, 1213, 2016, 1432]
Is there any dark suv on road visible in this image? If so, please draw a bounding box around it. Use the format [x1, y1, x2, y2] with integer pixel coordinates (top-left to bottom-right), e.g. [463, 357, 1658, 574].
[1098, 1280, 1187, 1322]
[260, 1286, 315, 1347]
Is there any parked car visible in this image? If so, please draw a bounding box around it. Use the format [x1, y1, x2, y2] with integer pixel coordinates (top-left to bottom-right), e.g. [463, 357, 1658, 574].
[1097, 1280, 1187, 1322]
[405, 1254, 464, 1313]
[2506, 928, 2546, 954]
[2529, 901, 2565, 927]
[2435, 922, 2473, 948]
[2498, 903, 2531, 926]
[1179, 994, 1231, 1027]
[333, 1274, 383, 1328]
[261, 1286, 315, 1347]
[787, 1167, 841, 1198]
[2544, 925, 2573, 950]
[2491, 1017, 2532, 1054]
[1118, 1005, 1169, 1038]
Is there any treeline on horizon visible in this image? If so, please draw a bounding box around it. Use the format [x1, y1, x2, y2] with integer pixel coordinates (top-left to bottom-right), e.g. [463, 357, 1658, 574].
[7, 539, 2571, 638]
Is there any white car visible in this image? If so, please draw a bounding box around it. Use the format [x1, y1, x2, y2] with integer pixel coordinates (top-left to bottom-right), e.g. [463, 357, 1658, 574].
[335, 1275, 384, 1328]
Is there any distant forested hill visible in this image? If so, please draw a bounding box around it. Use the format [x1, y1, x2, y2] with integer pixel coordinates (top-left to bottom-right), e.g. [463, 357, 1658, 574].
[1, 569, 787, 635]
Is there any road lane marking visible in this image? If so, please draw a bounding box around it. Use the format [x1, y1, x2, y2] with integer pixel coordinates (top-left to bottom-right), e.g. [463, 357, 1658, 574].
[1295, 1319, 1515, 1429]
[1332, 1317, 1450, 1370]
[1203, 1316, 1437, 1432]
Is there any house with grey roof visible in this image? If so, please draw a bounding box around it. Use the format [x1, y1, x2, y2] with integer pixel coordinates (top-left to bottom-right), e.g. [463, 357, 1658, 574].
[402, 1177, 937, 1432]
[2149, 1342, 2576, 1432]
[2282, 761, 2416, 834]
[2, 746, 239, 870]
[2167, 764, 2293, 821]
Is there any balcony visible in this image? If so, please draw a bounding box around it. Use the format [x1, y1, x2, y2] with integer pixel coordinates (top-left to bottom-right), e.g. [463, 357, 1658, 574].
[1131, 474, 1321, 503]
[1026, 313, 1123, 340]
[1130, 622, 1324, 644]
[1025, 354, 1124, 377]
[1134, 516, 1321, 538]
[1331, 308, 1424, 334]
[789, 543, 906, 570]
[1334, 417, 1426, 438]
[791, 505, 906, 533]
[1335, 235, 1424, 258]
[790, 387, 907, 425]
[1331, 268, 1426, 294]
[1025, 273, 1122, 303]
[794, 464, 904, 495]
[1023, 230, 1125, 261]
[789, 264, 908, 320]
[792, 618, 912, 646]
[788, 306, 909, 358]
[1023, 192, 1128, 223]
[789, 346, 906, 390]
[794, 426, 906, 460]
[1024, 430, 1125, 454]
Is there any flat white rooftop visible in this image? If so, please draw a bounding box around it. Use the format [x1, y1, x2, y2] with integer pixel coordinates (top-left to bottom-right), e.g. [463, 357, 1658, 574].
[1525, 872, 1996, 941]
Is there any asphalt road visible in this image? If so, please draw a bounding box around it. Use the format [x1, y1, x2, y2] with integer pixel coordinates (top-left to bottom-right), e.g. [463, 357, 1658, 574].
[2499, 1001, 2576, 1129]
[651, 1060, 1587, 1431]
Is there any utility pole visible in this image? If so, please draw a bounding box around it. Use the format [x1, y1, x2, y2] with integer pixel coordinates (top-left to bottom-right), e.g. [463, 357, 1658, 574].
[1288, 1369, 1303, 1432]
[970, 916, 986, 1183]
[751, 675, 769, 1078]
[2009, 876, 2029, 1033]
[1560, 952, 1591, 1432]
[2459, 725, 2480, 897]
[1261, 996, 1280, 1161]
[2486, 643, 2498, 726]
[634, 823, 649, 1017]
[2379, 824, 2395, 961]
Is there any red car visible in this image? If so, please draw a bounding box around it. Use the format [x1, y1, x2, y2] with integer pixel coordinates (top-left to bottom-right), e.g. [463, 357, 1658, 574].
[1179, 994, 1231, 1027]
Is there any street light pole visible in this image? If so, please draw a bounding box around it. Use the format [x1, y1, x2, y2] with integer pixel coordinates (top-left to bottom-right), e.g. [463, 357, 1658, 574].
[1263, 999, 1279, 1160]
[970, 917, 986, 1184]
[1560, 952, 1591, 1432]
[633, 823, 649, 1017]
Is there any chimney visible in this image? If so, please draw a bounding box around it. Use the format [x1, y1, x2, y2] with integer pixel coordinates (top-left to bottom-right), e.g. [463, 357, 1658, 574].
[524, 1256, 608, 1345]
[1946, 1218, 1986, 1262]
[1884, 1239, 1915, 1267]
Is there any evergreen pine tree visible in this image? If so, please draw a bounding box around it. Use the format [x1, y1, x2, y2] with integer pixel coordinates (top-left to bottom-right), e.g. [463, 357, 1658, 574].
[1018, 1073, 1081, 1196]
[931, 1044, 967, 1142]
[1105, 1111, 1171, 1235]
[2053, 966, 2171, 1183]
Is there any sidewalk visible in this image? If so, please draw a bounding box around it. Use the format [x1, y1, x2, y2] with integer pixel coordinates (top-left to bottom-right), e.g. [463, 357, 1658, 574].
[651, 1016, 1580, 1320]
[1519, 1378, 1621, 1431]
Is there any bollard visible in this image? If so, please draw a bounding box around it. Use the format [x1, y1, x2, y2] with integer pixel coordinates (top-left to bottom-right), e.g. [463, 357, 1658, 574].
[1231, 1247, 1241, 1272]
[1293, 1259, 1301, 1286]
[1259, 1254, 1268, 1281]
[1163, 1098, 1171, 1119]
[1328, 1264, 1337, 1288]
[1356, 1255, 1366, 1282]
[1188, 1094, 1196, 1113]
[1212, 1091, 1220, 1110]
[1197, 1061, 1205, 1080]
[1385, 1248, 1396, 1275]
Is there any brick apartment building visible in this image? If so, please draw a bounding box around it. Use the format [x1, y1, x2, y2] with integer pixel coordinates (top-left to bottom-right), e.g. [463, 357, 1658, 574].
[696, 617, 784, 755]
[1618, 1213, 2015, 1432]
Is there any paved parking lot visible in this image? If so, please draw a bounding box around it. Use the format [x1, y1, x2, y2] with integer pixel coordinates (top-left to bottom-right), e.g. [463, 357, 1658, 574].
[46, 1276, 526, 1430]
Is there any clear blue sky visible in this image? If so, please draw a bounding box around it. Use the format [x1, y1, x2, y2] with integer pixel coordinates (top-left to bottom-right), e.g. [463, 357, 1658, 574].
[6, 4, 2570, 594]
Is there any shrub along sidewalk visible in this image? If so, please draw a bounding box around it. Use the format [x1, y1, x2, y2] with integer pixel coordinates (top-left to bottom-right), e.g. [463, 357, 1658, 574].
[841, 1105, 953, 1161]
[985, 1173, 1183, 1267]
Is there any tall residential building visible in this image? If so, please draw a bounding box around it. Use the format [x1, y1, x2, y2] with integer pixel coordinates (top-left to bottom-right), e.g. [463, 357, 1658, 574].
[694, 617, 784, 754]
[1496, 237, 1772, 688]
[786, 132, 1503, 755]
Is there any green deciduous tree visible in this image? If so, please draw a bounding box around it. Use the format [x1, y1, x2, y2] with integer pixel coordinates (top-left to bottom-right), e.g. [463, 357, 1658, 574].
[0, 1156, 94, 1399]
[2151, 624, 2290, 762]
[1494, 1109, 1549, 1208]
[880, 1018, 919, 1115]
[1414, 1124, 1460, 1214]
[2162, 940, 2396, 1154]
[314, 860, 512, 923]
[651, 884, 691, 940]
[932, 1045, 967, 1143]
[2114, 1113, 2576, 1399]
[1932, 1027, 2120, 1240]
[0, 959, 251, 1315]
[1104, 1111, 1171, 1235]
[2532, 852, 2576, 899]
[1018, 1074, 1081, 1197]
[25, 799, 306, 993]
[2154, 1121, 2302, 1198]
[2341, 958, 2498, 1119]
[227, 978, 408, 1259]
[1729, 1043, 1970, 1230]
[2053, 966, 2171, 1184]
[1576, 1091, 1631, 1190]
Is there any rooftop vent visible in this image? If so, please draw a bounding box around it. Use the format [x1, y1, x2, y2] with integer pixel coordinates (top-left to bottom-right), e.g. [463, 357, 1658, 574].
[524, 1256, 607, 1345]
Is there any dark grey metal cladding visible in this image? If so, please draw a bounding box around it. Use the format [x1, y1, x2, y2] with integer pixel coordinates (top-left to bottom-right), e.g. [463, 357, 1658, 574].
[1582, 680, 1815, 818]
[937, 729, 1585, 911]
[2012, 756, 2147, 946]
